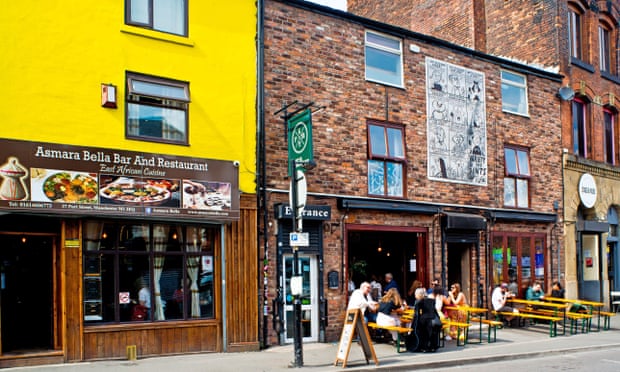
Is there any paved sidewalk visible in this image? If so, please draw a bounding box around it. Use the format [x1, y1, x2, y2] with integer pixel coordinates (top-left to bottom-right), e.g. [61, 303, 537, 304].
[8, 315, 620, 371]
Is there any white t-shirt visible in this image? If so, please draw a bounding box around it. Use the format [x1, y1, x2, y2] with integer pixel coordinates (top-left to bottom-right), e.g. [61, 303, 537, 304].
[347, 289, 376, 314]
[139, 287, 151, 308]
[491, 287, 505, 311]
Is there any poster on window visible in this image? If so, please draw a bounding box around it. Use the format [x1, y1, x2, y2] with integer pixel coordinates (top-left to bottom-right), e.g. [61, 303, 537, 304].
[426, 57, 487, 186]
[0, 138, 239, 220]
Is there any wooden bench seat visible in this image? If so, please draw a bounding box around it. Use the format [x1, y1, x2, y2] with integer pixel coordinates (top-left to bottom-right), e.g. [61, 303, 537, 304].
[599, 311, 616, 330]
[518, 307, 594, 335]
[366, 322, 411, 353]
[493, 311, 562, 337]
[469, 318, 503, 342]
[441, 319, 471, 346]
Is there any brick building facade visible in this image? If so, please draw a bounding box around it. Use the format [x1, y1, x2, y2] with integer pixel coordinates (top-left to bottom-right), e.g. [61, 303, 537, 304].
[348, 0, 620, 308]
[259, 0, 563, 346]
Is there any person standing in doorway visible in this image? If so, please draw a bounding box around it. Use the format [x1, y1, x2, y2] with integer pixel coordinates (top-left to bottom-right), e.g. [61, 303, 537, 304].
[383, 272, 399, 295]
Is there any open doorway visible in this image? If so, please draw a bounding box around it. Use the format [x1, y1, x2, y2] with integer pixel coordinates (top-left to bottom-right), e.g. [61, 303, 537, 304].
[447, 242, 472, 303]
[346, 227, 426, 302]
[0, 235, 54, 354]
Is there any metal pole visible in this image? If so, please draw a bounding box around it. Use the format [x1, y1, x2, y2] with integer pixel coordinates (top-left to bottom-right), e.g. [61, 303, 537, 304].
[290, 139, 303, 368]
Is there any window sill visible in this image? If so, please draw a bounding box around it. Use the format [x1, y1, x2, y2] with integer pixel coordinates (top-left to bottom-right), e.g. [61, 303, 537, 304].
[121, 25, 195, 47]
[502, 109, 530, 118]
[601, 70, 620, 84]
[570, 57, 595, 73]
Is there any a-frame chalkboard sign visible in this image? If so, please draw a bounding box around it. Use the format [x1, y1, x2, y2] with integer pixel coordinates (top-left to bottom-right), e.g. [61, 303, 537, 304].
[334, 308, 378, 368]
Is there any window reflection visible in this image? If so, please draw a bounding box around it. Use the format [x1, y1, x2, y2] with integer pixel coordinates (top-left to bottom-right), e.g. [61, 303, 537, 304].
[83, 221, 216, 324]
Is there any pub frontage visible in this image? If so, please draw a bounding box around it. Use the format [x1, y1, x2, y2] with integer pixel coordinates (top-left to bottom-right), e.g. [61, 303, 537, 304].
[0, 138, 258, 367]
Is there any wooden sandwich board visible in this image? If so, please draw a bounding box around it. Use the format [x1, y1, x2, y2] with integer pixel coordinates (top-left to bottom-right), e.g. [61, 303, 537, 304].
[334, 308, 378, 368]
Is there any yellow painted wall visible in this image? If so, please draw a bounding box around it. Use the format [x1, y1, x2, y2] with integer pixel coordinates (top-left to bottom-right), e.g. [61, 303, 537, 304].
[0, 2, 257, 193]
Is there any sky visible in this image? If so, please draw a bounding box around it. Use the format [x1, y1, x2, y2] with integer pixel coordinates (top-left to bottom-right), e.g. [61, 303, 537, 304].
[305, 0, 347, 11]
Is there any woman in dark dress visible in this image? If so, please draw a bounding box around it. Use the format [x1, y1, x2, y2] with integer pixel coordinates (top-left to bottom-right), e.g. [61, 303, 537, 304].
[406, 287, 442, 352]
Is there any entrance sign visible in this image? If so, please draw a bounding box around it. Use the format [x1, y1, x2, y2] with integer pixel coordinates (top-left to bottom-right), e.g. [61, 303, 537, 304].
[578, 173, 597, 208]
[334, 309, 378, 368]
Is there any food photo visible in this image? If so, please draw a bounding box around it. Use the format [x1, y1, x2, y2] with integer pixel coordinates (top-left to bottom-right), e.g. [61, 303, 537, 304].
[99, 176, 180, 207]
[30, 168, 98, 203]
[182, 180, 231, 210]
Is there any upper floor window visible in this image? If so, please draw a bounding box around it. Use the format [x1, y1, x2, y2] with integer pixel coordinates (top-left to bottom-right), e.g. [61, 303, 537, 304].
[126, 72, 190, 145]
[604, 107, 616, 164]
[501, 70, 528, 116]
[367, 121, 405, 197]
[568, 6, 584, 61]
[504, 146, 530, 208]
[599, 24, 612, 73]
[571, 98, 588, 157]
[365, 31, 403, 88]
[126, 0, 188, 36]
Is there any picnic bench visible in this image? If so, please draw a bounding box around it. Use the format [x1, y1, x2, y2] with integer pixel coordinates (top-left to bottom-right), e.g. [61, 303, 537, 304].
[440, 319, 471, 346]
[492, 310, 562, 337]
[468, 318, 503, 343]
[366, 322, 411, 353]
[444, 305, 491, 344]
[544, 297, 611, 332]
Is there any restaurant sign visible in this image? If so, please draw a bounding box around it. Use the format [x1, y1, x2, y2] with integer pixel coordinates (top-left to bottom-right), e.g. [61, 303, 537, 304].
[0, 138, 239, 220]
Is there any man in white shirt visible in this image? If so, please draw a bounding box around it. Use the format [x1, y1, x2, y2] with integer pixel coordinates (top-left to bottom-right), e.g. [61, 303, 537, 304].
[491, 283, 518, 325]
[347, 281, 378, 322]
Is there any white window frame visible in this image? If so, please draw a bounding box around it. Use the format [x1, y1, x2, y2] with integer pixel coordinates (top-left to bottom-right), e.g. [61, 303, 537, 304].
[501, 70, 529, 116]
[568, 8, 582, 60]
[364, 31, 404, 88]
[599, 25, 611, 73]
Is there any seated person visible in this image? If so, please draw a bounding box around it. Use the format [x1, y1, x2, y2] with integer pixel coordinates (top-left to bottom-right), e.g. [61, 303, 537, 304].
[406, 280, 423, 306]
[492, 283, 518, 326]
[526, 281, 545, 301]
[376, 288, 405, 342]
[447, 283, 468, 340]
[549, 281, 565, 298]
[406, 288, 442, 353]
[347, 281, 378, 323]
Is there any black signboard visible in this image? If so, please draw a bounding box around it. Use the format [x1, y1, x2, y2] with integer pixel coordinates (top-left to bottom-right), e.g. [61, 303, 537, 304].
[0, 138, 239, 221]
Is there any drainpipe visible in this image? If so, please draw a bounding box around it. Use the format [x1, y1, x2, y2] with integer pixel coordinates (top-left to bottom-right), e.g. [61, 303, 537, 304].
[256, 0, 268, 348]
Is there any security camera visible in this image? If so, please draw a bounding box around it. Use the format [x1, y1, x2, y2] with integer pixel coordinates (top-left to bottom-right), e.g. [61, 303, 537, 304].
[233, 160, 240, 167]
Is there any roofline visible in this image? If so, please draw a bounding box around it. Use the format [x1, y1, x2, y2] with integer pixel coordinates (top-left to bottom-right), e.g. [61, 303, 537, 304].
[276, 0, 563, 82]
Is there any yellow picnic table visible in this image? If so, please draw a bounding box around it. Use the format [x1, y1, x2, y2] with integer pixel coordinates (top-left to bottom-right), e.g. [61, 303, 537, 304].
[544, 297, 605, 331]
[444, 305, 488, 344]
[507, 298, 569, 334]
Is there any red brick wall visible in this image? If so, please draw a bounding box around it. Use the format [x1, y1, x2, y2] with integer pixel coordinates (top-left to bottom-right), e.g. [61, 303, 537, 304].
[348, 0, 475, 49]
[263, 0, 563, 344]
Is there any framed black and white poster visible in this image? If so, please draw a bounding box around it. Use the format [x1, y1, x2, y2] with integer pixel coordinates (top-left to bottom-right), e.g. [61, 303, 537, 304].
[426, 57, 487, 186]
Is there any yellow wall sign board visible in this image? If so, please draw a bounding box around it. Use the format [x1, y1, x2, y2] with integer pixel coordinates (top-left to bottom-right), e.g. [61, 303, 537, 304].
[334, 309, 378, 368]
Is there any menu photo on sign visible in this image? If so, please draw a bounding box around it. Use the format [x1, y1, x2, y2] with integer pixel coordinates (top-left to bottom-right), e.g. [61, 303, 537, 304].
[0, 138, 240, 220]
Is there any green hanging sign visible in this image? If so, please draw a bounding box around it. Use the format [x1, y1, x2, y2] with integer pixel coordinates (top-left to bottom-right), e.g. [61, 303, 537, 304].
[287, 109, 313, 176]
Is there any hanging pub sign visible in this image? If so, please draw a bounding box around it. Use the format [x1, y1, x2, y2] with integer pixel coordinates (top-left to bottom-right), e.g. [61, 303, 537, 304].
[0, 138, 239, 220]
[287, 109, 314, 176]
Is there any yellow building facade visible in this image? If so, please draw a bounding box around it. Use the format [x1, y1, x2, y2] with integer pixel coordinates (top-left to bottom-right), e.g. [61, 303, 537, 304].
[0, 1, 258, 366]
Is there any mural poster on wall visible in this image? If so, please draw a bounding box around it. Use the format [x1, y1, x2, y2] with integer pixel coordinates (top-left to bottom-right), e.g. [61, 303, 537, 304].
[426, 57, 488, 186]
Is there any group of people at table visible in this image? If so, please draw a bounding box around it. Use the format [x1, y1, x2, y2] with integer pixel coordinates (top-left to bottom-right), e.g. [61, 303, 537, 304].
[491, 280, 566, 326]
[347, 274, 469, 353]
[347, 274, 573, 353]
